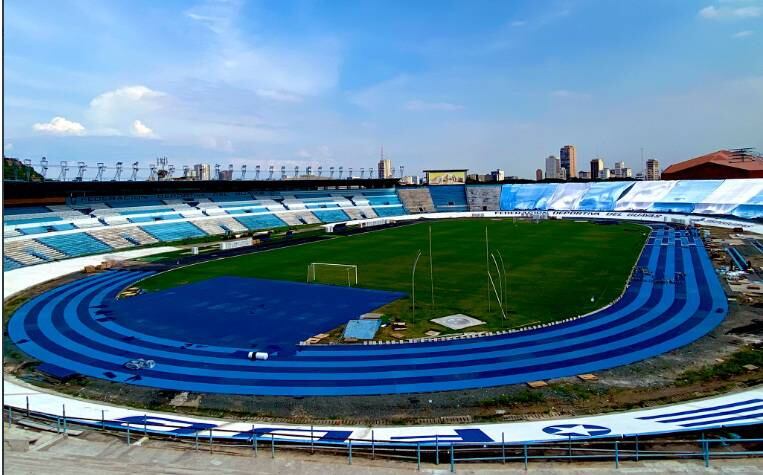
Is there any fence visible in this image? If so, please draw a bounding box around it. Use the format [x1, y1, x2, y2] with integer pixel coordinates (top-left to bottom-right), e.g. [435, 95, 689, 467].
[4, 405, 762, 470]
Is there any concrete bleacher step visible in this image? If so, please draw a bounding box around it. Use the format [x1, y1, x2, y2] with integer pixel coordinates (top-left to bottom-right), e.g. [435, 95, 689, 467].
[4, 239, 68, 264]
[274, 213, 302, 226]
[398, 188, 436, 213]
[467, 185, 500, 211]
[119, 227, 160, 245]
[192, 220, 227, 236]
[210, 217, 248, 233]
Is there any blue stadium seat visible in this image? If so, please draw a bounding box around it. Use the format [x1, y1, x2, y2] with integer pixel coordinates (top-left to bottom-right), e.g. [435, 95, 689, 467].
[141, 222, 208, 242]
[4, 256, 23, 271]
[311, 208, 349, 223]
[37, 233, 113, 257]
[429, 185, 468, 212]
[233, 213, 286, 230]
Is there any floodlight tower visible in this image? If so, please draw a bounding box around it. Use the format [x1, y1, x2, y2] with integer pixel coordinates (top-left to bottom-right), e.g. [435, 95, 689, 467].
[182, 165, 190, 179]
[168, 165, 175, 179]
[40, 157, 49, 180]
[267, 165, 274, 180]
[348, 167, 353, 179]
[369, 168, 375, 179]
[95, 162, 105, 181]
[253, 165, 260, 181]
[360, 167, 365, 179]
[306, 165, 312, 177]
[23, 159, 32, 181]
[339, 166, 344, 179]
[280, 165, 286, 180]
[58, 161, 68, 181]
[317, 166, 323, 177]
[148, 163, 157, 181]
[400, 165, 404, 178]
[294, 165, 299, 178]
[130, 162, 139, 181]
[241, 164, 248, 180]
[76, 162, 87, 181]
[228, 163, 234, 179]
[114, 162, 123, 181]
[329, 166, 335, 178]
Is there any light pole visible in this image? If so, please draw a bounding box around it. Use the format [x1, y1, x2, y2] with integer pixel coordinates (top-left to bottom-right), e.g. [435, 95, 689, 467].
[411, 250, 422, 323]
[429, 226, 435, 308]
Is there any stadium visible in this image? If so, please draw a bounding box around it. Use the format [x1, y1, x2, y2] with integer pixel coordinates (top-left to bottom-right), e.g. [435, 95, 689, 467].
[3, 171, 763, 469]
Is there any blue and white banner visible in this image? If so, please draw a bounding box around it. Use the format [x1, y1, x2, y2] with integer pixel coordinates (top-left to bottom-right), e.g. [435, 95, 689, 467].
[5, 380, 762, 445]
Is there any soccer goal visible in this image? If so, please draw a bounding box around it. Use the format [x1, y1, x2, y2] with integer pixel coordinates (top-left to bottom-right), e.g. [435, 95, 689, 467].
[307, 262, 358, 287]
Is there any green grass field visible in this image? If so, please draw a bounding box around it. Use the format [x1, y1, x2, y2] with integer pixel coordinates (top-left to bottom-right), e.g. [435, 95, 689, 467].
[138, 219, 648, 334]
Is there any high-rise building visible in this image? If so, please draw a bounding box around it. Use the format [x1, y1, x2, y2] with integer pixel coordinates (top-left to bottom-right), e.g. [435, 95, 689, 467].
[560, 145, 576, 179]
[600, 168, 611, 180]
[545, 155, 561, 179]
[536, 168, 543, 181]
[193, 163, 211, 181]
[491, 169, 505, 181]
[378, 159, 392, 179]
[578, 171, 591, 180]
[590, 158, 604, 180]
[646, 158, 661, 181]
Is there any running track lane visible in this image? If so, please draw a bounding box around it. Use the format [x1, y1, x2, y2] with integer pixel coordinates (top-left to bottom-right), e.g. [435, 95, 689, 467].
[8, 227, 728, 396]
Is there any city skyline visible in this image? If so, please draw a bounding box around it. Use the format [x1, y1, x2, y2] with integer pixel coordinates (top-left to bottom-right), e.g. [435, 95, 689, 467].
[4, 0, 763, 179]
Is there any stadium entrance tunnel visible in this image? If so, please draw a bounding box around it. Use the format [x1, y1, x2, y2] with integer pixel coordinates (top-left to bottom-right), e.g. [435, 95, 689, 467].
[7, 226, 728, 396]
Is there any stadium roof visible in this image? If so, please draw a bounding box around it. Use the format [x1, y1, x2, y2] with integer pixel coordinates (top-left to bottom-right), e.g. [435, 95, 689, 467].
[662, 149, 763, 180]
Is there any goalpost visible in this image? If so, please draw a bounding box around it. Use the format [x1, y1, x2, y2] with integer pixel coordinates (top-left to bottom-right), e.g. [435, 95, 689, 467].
[307, 263, 358, 287]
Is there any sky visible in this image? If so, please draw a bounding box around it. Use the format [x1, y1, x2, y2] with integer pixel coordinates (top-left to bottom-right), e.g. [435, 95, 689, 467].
[3, 0, 763, 180]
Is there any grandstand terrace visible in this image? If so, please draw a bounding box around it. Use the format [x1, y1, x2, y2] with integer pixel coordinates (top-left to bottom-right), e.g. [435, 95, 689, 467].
[3, 178, 762, 269]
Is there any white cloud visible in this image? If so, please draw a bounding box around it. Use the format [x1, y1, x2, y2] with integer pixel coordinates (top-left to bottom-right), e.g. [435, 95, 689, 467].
[32, 116, 86, 135]
[700, 6, 720, 18]
[699, 4, 762, 19]
[89, 85, 166, 109]
[184, 0, 340, 97]
[404, 100, 464, 111]
[510, 20, 527, 27]
[87, 85, 167, 136]
[550, 89, 591, 100]
[131, 120, 157, 138]
[732, 30, 754, 37]
[256, 89, 302, 103]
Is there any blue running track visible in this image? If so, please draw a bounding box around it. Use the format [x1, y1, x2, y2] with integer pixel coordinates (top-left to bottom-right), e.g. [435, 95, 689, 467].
[7, 226, 728, 396]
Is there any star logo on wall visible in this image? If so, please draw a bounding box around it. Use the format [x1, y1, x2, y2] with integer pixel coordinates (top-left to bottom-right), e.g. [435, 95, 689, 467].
[542, 424, 612, 437]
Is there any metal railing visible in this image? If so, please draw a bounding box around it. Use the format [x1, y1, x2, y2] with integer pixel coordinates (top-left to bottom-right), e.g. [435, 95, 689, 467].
[5, 406, 762, 470]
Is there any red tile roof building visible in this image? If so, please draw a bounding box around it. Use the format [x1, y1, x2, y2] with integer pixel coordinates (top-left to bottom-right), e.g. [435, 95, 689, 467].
[661, 150, 763, 180]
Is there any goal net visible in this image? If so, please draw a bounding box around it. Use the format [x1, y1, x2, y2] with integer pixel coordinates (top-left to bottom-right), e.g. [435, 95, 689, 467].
[307, 263, 358, 286]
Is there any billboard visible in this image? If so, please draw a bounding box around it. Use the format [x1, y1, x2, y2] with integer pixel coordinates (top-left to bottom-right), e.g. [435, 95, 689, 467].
[425, 170, 467, 185]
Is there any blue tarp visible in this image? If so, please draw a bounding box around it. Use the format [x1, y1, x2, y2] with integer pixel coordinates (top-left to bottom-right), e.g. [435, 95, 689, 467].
[343, 319, 382, 340]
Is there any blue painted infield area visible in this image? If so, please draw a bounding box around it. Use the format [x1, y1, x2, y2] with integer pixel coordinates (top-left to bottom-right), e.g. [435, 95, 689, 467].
[106, 277, 404, 353]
